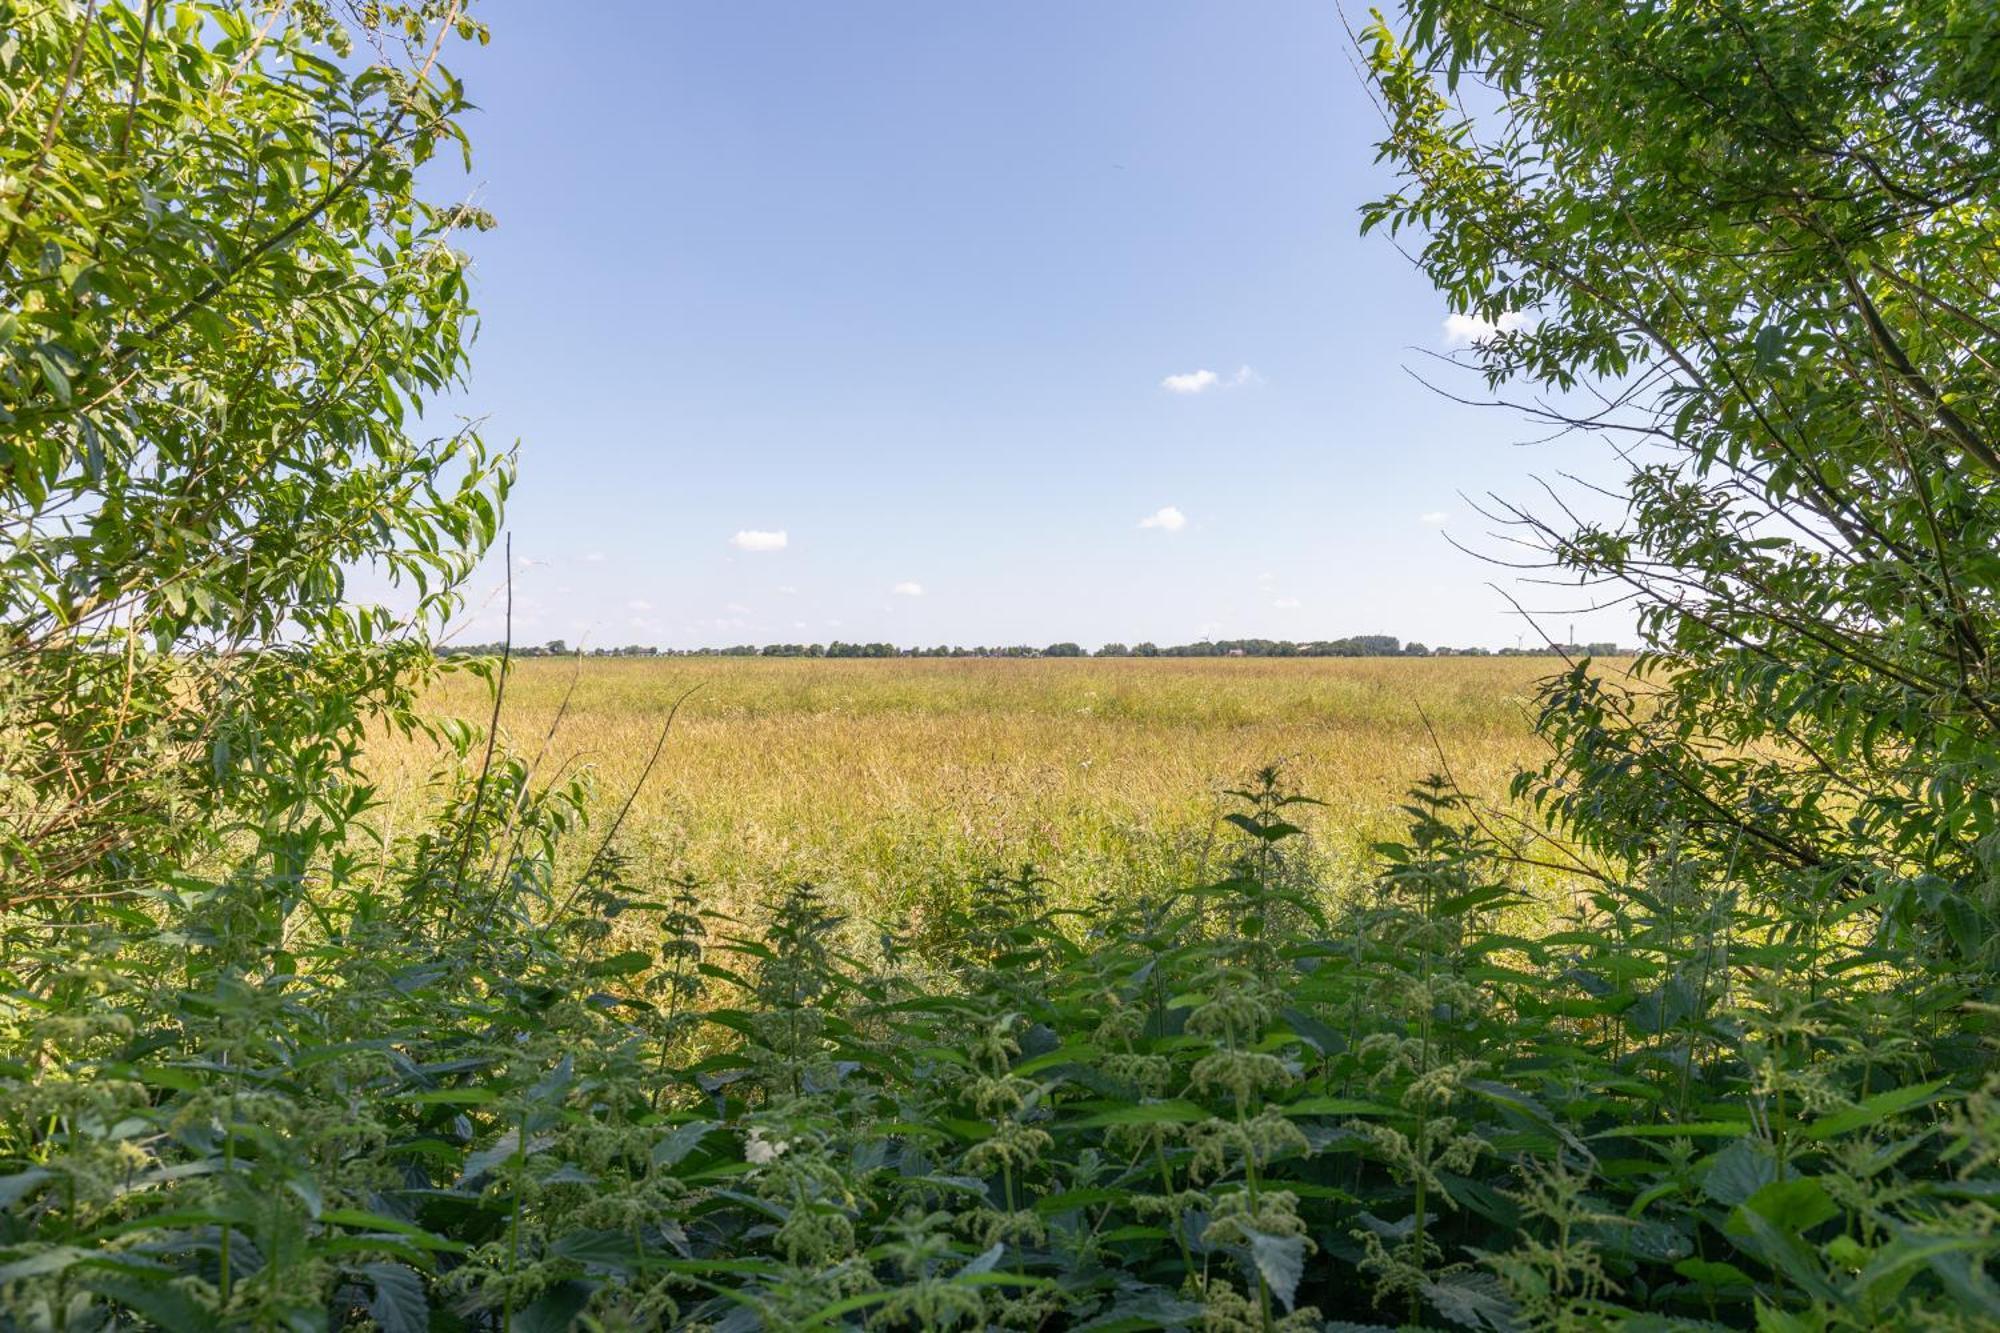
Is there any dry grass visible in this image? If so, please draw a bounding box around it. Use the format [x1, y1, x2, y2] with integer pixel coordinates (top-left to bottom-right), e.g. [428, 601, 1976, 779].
[368, 655, 1593, 922]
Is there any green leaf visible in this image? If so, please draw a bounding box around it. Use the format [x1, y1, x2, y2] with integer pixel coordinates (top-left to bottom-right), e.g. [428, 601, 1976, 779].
[0, 1246, 89, 1283]
[549, 1228, 641, 1274]
[1674, 1257, 1753, 1289]
[514, 1280, 593, 1333]
[958, 1242, 1004, 1276]
[1738, 1178, 1839, 1235]
[1595, 1121, 1750, 1140]
[362, 1262, 429, 1333]
[1420, 1270, 1517, 1331]
[82, 1274, 215, 1333]
[651, 1120, 719, 1169]
[1071, 1099, 1207, 1128]
[1801, 1079, 1950, 1140]
[0, 1168, 53, 1208]
[1703, 1138, 1777, 1207]
[1280, 1095, 1398, 1117]
[1241, 1227, 1306, 1313]
[586, 950, 654, 978]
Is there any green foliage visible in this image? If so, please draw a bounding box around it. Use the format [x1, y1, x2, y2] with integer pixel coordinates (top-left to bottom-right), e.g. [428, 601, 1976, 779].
[1, 0, 506, 902]
[5, 0, 1999, 1329]
[7, 775, 1997, 1329]
[1361, 0, 2000, 971]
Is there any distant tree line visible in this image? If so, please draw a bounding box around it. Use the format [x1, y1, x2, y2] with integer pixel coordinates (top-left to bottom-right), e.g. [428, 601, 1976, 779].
[442, 636, 1629, 660]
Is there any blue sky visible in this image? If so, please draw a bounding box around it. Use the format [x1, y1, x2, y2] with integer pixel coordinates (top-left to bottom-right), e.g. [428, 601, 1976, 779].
[415, 2, 1633, 651]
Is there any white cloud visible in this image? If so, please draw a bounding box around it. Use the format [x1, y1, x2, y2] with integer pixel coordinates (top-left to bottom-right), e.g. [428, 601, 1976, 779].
[730, 529, 788, 552]
[1442, 311, 1534, 347]
[627, 598, 653, 611]
[725, 602, 751, 616]
[1161, 369, 1219, 395]
[1419, 510, 1450, 526]
[1273, 596, 1302, 609]
[776, 585, 798, 595]
[892, 581, 924, 597]
[1138, 505, 1187, 532]
[582, 551, 606, 563]
[1161, 364, 1260, 395]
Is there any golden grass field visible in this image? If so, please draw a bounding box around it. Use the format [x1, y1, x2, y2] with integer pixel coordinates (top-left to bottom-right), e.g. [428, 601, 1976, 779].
[370, 655, 1597, 924]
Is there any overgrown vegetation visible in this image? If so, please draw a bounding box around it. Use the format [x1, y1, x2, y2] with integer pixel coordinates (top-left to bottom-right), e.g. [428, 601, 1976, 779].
[4, 1, 1998, 1329]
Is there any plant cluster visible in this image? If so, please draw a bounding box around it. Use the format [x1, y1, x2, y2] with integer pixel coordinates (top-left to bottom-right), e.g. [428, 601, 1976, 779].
[5, 768, 1996, 1330]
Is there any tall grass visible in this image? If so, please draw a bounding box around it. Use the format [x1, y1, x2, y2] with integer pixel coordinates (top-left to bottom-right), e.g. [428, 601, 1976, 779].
[369, 656, 1583, 922]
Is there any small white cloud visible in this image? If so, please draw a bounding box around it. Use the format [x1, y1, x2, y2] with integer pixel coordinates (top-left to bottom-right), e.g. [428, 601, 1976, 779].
[725, 602, 751, 615]
[730, 529, 788, 552]
[1419, 511, 1450, 526]
[1161, 365, 1260, 395]
[892, 581, 924, 597]
[1273, 596, 1302, 609]
[776, 585, 798, 595]
[1138, 505, 1187, 532]
[1256, 571, 1276, 585]
[1442, 311, 1533, 347]
[1161, 369, 1219, 395]
[627, 598, 654, 611]
[793, 620, 808, 629]
[582, 551, 606, 563]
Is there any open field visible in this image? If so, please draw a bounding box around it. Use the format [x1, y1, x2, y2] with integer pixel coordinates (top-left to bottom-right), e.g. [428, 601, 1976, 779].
[369, 655, 1600, 922]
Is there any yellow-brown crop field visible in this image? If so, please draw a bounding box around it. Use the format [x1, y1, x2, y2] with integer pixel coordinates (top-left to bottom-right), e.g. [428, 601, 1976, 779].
[368, 655, 1600, 924]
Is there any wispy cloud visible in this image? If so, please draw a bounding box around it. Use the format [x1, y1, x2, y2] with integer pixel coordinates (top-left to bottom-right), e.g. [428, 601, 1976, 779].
[1419, 510, 1450, 526]
[1138, 505, 1187, 532]
[892, 581, 924, 597]
[582, 551, 606, 563]
[627, 598, 653, 611]
[1161, 369, 1219, 395]
[1160, 364, 1260, 395]
[1442, 311, 1533, 347]
[730, 529, 788, 552]
[1273, 596, 1302, 609]
[776, 585, 798, 595]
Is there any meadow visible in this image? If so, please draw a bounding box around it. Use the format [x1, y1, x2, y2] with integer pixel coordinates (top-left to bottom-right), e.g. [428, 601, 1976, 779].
[371, 654, 1590, 923]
